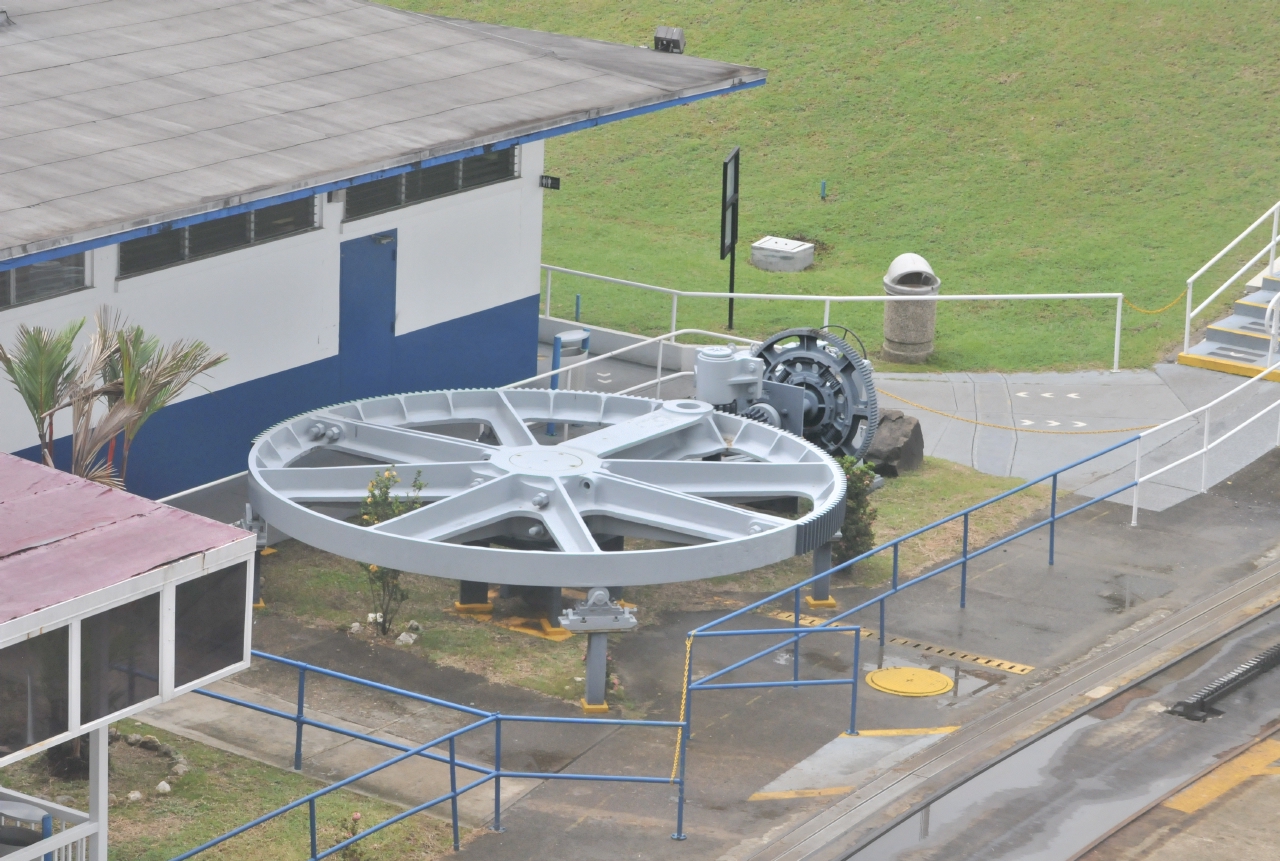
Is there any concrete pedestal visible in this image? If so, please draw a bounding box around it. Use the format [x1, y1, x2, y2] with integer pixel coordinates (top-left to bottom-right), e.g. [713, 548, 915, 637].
[883, 299, 937, 364]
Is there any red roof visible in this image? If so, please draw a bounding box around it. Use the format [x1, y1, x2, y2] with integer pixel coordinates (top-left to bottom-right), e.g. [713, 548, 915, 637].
[0, 453, 250, 625]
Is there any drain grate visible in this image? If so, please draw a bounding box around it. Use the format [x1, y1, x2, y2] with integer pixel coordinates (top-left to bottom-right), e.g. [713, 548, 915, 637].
[1168, 641, 1280, 721]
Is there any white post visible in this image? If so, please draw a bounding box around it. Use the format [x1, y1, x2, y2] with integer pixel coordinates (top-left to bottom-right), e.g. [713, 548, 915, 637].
[670, 295, 678, 336]
[1131, 439, 1141, 526]
[1200, 406, 1211, 492]
[656, 338, 665, 399]
[823, 299, 831, 328]
[87, 726, 108, 861]
[1268, 308, 1277, 370]
[1113, 296, 1123, 372]
[544, 268, 553, 318]
[1271, 204, 1278, 276]
[1183, 278, 1194, 353]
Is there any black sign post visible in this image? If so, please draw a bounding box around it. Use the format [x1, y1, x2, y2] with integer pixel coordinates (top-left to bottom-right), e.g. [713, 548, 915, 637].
[721, 147, 740, 329]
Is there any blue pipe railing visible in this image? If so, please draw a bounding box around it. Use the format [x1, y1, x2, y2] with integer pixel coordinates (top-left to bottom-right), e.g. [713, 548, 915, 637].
[171, 650, 689, 860]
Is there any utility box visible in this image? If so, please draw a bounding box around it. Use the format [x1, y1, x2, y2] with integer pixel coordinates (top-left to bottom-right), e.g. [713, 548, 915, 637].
[751, 236, 815, 272]
[882, 253, 940, 364]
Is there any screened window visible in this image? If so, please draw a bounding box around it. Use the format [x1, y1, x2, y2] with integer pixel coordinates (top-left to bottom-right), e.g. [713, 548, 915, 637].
[80, 593, 160, 724]
[174, 563, 248, 688]
[1, 253, 87, 310]
[344, 149, 518, 221]
[118, 197, 317, 277]
[0, 628, 69, 754]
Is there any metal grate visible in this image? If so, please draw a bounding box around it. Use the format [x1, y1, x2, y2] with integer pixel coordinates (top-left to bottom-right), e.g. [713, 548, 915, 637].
[2, 253, 87, 309]
[460, 148, 516, 189]
[344, 149, 518, 222]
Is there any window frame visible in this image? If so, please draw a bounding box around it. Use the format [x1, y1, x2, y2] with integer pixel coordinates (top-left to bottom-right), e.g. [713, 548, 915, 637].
[0, 252, 91, 313]
[342, 147, 520, 223]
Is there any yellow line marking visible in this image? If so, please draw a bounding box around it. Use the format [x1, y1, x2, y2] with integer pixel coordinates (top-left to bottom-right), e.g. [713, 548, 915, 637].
[843, 726, 959, 737]
[1163, 738, 1280, 814]
[762, 610, 1034, 674]
[259, 547, 278, 556]
[749, 786, 853, 801]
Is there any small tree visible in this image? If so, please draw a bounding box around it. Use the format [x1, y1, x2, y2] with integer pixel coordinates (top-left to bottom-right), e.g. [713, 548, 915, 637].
[0, 318, 84, 466]
[833, 457, 878, 566]
[359, 470, 424, 635]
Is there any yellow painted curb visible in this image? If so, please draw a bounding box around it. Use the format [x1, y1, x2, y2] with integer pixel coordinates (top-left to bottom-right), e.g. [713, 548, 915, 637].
[866, 667, 954, 697]
[843, 726, 959, 737]
[804, 596, 838, 610]
[749, 786, 853, 801]
[1177, 352, 1280, 382]
[580, 699, 610, 715]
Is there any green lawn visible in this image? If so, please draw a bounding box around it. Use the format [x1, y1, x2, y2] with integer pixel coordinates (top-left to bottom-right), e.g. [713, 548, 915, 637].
[400, 0, 1278, 370]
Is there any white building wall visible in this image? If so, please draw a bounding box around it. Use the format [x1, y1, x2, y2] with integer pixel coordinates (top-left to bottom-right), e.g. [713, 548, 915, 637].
[0, 142, 545, 454]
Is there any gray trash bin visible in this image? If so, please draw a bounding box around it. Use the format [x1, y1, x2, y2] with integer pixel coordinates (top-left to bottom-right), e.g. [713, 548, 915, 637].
[882, 253, 940, 363]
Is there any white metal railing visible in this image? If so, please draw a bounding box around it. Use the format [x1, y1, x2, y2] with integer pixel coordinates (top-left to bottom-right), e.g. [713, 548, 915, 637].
[0, 786, 94, 861]
[541, 265, 1129, 372]
[1130, 355, 1280, 524]
[1183, 199, 1280, 352]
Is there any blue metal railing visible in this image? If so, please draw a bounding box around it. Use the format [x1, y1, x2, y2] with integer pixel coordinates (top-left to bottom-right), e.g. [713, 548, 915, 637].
[679, 435, 1143, 748]
[170, 650, 689, 859]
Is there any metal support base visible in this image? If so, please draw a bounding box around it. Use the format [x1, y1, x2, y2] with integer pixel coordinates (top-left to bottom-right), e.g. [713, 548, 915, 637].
[808, 541, 837, 609]
[584, 632, 609, 707]
[459, 580, 489, 605]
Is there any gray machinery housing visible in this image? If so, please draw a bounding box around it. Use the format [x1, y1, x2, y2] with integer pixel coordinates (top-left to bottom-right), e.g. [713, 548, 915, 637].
[695, 327, 880, 460]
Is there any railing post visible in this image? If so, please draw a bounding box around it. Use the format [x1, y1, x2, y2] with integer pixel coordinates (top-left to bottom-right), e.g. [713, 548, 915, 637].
[878, 597, 885, 648]
[1201, 406, 1211, 492]
[960, 513, 969, 609]
[1271, 204, 1278, 276]
[547, 334, 563, 436]
[294, 667, 306, 771]
[671, 294, 679, 336]
[1113, 296, 1123, 371]
[493, 718, 504, 832]
[892, 544, 899, 591]
[1131, 438, 1142, 526]
[574, 293, 581, 322]
[1184, 277, 1194, 353]
[308, 799, 317, 860]
[1049, 473, 1058, 566]
[41, 813, 52, 861]
[823, 299, 831, 328]
[792, 588, 801, 687]
[848, 632, 860, 736]
[672, 639, 695, 841]
[655, 336, 666, 399]
[544, 267, 552, 317]
[449, 738, 460, 851]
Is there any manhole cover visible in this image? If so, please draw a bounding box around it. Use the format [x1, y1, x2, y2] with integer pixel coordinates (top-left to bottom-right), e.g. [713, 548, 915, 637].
[866, 667, 954, 697]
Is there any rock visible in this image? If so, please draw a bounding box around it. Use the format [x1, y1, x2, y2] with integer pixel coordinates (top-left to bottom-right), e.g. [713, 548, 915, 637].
[127, 791, 143, 802]
[159, 743, 177, 758]
[395, 631, 417, 646]
[349, 622, 362, 634]
[139, 735, 161, 752]
[407, 620, 421, 632]
[171, 763, 190, 777]
[107, 726, 120, 743]
[108, 794, 119, 806]
[865, 409, 924, 477]
[126, 734, 142, 746]
[54, 795, 75, 806]
[155, 781, 171, 794]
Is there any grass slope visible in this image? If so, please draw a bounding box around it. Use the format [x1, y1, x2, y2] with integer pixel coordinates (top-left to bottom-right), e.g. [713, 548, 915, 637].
[400, 0, 1278, 370]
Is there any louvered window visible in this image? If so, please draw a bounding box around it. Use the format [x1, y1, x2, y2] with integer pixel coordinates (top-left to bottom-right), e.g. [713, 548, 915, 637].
[118, 197, 317, 278]
[1, 252, 88, 310]
[344, 149, 518, 221]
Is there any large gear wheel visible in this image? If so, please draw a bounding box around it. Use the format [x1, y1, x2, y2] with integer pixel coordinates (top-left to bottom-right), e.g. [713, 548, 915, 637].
[751, 328, 879, 459]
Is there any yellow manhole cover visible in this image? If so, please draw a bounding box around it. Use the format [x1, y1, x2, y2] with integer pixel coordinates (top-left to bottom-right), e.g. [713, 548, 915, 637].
[866, 667, 954, 697]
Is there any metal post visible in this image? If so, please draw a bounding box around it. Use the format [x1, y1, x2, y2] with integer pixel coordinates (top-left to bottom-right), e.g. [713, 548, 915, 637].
[1184, 278, 1194, 353]
[87, 726, 108, 861]
[671, 294, 679, 336]
[810, 541, 833, 605]
[878, 598, 885, 648]
[1049, 473, 1058, 566]
[449, 739, 460, 851]
[1131, 439, 1142, 526]
[960, 513, 969, 609]
[308, 800, 317, 860]
[672, 640, 694, 841]
[493, 719, 504, 832]
[728, 247, 736, 330]
[294, 667, 306, 770]
[892, 544, 899, 590]
[574, 293, 581, 322]
[544, 268, 552, 317]
[792, 588, 801, 686]
[823, 299, 831, 328]
[848, 633, 860, 735]
[585, 632, 609, 706]
[1271, 205, 1278, 276]
[547, 334, 562, 436]
[1201, 406, 1211, 492]
[1113, 296, 1123, 372]
[41, 814, 52, 861]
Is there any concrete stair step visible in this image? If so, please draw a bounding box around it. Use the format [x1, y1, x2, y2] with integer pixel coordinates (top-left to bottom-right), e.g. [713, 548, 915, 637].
[1206, 313, 1279, 349]
[1178, 339, 1280, 381]
[1233, 288, 1279, 319]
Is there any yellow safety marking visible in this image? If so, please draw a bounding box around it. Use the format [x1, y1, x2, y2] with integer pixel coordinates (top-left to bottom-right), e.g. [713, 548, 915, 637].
[843, 726, 959, 737]
[804, 595, 838, 610]
[1177, 351, 1280, 382]
[866, 667, 954, 697]
[749, 786, 853, 801]
[252, 600, 267, 610]
[580, 699, 610, 715]
[259, 547, 278, 556]
[453, 601, 494, 615]
[493, 616, 574, 641]
[762, 610, 1034, 675]
[878, 389, 1155, 435]
[1163, 738, 1280, 814]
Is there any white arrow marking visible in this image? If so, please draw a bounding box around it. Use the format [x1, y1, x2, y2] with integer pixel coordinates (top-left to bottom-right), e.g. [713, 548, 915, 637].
[1019, 419, 1035, 426]
[1072, 421, 1087, 427]
[1045, 420, 1061, 427]
[1066, 393, 1080, 399]
[1041, 392, 1055, 398]
[1016, 392, 1030, 398]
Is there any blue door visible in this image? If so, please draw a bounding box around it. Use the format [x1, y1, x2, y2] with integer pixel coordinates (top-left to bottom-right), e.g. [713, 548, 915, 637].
[339, 231, 397, 400]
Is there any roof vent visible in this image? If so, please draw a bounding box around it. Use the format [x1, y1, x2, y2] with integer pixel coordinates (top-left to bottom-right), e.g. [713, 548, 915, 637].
[0, 10, 14, 27]
[654, 26, 684, 53]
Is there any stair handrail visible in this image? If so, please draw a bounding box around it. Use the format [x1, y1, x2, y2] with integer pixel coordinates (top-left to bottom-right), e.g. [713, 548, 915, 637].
[1184, 199, 1280, 352]
[1266, 290, 1280, 368]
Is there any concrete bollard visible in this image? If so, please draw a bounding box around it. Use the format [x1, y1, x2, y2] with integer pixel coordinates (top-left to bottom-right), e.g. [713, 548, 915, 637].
[882, 253, 940, 364]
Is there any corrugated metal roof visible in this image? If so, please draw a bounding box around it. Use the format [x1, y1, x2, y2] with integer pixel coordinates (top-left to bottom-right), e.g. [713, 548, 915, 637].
[0, 0, 765, 262]
[0, 453, 249, 624]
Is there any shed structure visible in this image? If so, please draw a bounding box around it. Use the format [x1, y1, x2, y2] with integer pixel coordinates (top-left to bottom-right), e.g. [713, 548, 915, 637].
[0, 452, 255, 859]
[0, 0, 765, 498]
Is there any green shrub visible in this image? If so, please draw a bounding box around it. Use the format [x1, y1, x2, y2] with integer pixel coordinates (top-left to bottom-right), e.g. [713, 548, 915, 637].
[833, 458, 877, 566]
[359, 470, 423, 635]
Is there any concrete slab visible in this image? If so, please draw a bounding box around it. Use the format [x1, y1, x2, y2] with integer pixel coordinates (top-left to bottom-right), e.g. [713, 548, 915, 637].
[753, 731, 953, 799]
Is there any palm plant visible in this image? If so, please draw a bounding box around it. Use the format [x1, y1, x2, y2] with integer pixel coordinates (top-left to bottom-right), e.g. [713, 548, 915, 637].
[0, 318, 84, 466]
